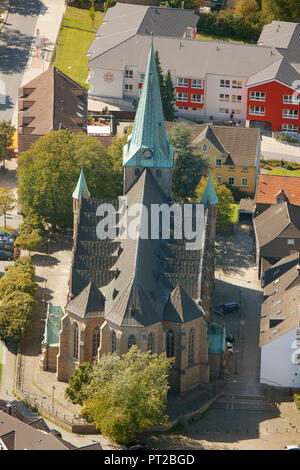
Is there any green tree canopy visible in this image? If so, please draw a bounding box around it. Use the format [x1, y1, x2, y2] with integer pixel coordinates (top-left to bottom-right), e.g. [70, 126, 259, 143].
[65, 362, 93, 405]
[66, 346, 174, 444]
[0, 257, 37, 342]
[14, 230, 44, 256]
[18, 130, 123, 227]
[168, 123, 209, 200]
[155, 52, 176, 122]
[0, 120, 16, 167]
[195, 175, 235, 230]
[0, 187, 16, 229]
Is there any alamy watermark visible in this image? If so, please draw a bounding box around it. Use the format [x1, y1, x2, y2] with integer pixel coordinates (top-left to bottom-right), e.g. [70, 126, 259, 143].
[95, 197, 205, 251]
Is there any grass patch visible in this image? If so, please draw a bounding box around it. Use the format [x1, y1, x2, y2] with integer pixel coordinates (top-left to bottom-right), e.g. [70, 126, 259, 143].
[267, 168, 300, 177]
[295, 393, 300, 414]
[52, 6, 104, 89]
[196, 33, 245, 43]
[229, 203, 239, 224]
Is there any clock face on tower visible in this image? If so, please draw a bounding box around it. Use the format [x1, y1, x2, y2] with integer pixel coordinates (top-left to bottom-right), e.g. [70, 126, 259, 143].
[142, 148, 153, 160]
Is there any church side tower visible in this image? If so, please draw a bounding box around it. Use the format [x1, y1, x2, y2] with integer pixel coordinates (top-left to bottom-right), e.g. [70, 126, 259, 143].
[123, 38, 174, 198]
[72, 167, 90, 238]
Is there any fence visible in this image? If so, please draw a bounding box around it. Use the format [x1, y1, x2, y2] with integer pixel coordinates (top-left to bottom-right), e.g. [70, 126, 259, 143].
[15, 353, 98, 433]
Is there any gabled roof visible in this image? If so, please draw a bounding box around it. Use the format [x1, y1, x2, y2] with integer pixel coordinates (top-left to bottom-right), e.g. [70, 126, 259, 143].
[87, 3, 197, 62]
[18, 67, 87, 135]
[72, 167, 91, 200]
[163, 285, 204, 323]
[195, 125, 228, 155]
[263, 252, 300, 294]
[253, 202, 300, 248]
[256, 174, 300, 207]
[66, 282, 105, 319]
[123, 40, 174, 168]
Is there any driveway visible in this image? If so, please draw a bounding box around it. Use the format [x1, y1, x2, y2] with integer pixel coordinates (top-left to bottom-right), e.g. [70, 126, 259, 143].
[261, 135, 300, 163]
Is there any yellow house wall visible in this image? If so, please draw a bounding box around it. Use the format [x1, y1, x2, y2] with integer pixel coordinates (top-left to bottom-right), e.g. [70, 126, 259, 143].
[199, 138, 256, 196]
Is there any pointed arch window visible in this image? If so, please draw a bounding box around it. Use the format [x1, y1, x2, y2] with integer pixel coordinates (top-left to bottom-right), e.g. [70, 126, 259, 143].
[166, 329, 175, 357]
[73, 322, 79, 360]
[188, 328, 195, 366]
[128, 335, 136, 350]
[92, 326, 100, 360]
[112, 330, 117, 353]
[147, 333, 155, 354]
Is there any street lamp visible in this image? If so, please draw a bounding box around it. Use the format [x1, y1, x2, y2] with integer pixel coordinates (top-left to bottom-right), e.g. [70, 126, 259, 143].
[52, 385, 55, 412]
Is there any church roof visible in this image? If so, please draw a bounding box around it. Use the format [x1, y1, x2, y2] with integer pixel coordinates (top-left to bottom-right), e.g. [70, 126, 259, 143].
[65, 281, 105, 319]
[123, 40, 174, 168]
[163, 285, 204, 323]
[200, 173, 218, 206]
[72, 167, 91, 200]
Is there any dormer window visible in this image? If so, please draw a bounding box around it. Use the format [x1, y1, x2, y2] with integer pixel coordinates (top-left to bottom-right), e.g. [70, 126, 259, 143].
[185, 27, 194, 39]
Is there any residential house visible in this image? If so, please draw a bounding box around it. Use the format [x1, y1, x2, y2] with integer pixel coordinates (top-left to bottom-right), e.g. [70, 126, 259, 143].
[259, 252, 300, 388]
[255, 174, 300, 216]
[192, 125, 261, 195]
[18, 67, 87, 153]
[56, 42, 219, 393]
[253, 202, 300, 278]
[88, 4, 300, 138]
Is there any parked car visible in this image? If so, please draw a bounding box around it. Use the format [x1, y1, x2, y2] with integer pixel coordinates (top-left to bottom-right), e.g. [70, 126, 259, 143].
[227, 342, 233, 353]
[226, 334, 235, 343]
[50, 429, 62, 438]
[123, 442, 150, 451]
[284, 445, 300, 450]
[214, 303, 239, 315]
[0, 250, 13, 260]
[0, 243, 14, 252]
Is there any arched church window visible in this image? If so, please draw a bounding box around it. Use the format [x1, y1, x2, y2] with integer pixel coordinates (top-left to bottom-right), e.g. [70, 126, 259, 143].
[112, 330, 117, 353]
[166, 329, 175, 357]
[128, 335, 136, 350]
[147, 333, 154, 354]
[92, 326, 100, 360]
[73, 322, 79, 360]
[188, 328, 195, 366]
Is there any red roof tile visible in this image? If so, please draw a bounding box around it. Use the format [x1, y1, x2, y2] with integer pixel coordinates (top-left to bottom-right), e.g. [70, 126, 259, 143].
[256, 174, 300, 206]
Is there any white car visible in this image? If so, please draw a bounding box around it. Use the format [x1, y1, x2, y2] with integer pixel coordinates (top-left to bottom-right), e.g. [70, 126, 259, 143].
[227, 342, 233, 353]
[284, 445, 300, 450]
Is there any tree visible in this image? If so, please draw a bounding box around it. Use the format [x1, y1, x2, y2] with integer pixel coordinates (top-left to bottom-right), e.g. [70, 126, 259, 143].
[18, 130, 123, 227]
[155, 52, 176, 122]
[195, 175, 235, 230]
[163, 72, 176, 122]
[67, 346, 174, 444]
[65, 362, 94, 405]
[0, 121, 16, 168]
[261, 0, 300, 22]
[14, 230, 44, 256]
[168, 123, 209, 200]
[18, 209, 45, 238]
[89, 6, 95, 30]
[0, 187, 16, 229]
[0, 257, 37, 342]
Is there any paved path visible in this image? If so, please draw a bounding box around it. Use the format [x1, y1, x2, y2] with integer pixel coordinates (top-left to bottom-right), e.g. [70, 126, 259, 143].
[0, 0, 65, 124]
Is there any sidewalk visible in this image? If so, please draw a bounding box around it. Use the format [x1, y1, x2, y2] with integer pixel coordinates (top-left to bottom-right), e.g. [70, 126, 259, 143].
[11, 0, 66, 127]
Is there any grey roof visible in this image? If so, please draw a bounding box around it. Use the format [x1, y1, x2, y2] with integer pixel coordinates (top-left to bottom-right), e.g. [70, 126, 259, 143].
[88, 34, 282, 80]
[258, 21, 298, 49]
[262, 252, 300, 289]
[87, 3, 197, 62]
[196, 126, 228, 155]
[253, 202, 300, 249]
[137, 7, 198, 37]
[163, 285, 204, 323]
[66, 281, 105, 319]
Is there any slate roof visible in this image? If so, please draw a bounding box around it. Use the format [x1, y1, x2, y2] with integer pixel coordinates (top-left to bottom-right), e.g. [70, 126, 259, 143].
[200, 173, 219, 206]
[263, 252, 300, 292]
[163, 285, 204, 323]
[260, 253, 300, 347]
[253, 202, 300, 249]
[18, 67, 87, 136]
[256, 174, 300, 207]
[66, 281, 105, 319]
[87, 3, 197, 61]
[89, 34, 282, 80]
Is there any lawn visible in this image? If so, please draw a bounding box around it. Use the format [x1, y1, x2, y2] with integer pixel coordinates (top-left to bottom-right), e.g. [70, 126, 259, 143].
[267, 168, 300, 177]
[52, 6, 104, 89]
[196, 33, 246, 44]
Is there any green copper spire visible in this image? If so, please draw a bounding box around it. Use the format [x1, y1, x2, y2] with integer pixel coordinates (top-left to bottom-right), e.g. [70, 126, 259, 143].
[200, 173, 218, 206]
[72, 167, 90, 200]
[123, 39, 174, 168]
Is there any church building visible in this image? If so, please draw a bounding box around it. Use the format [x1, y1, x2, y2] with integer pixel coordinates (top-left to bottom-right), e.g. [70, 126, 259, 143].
[55, 41, 219, 393]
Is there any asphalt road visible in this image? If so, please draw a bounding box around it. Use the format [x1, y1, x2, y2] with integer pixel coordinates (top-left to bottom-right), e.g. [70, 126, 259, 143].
[0, 0, 46, 121]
